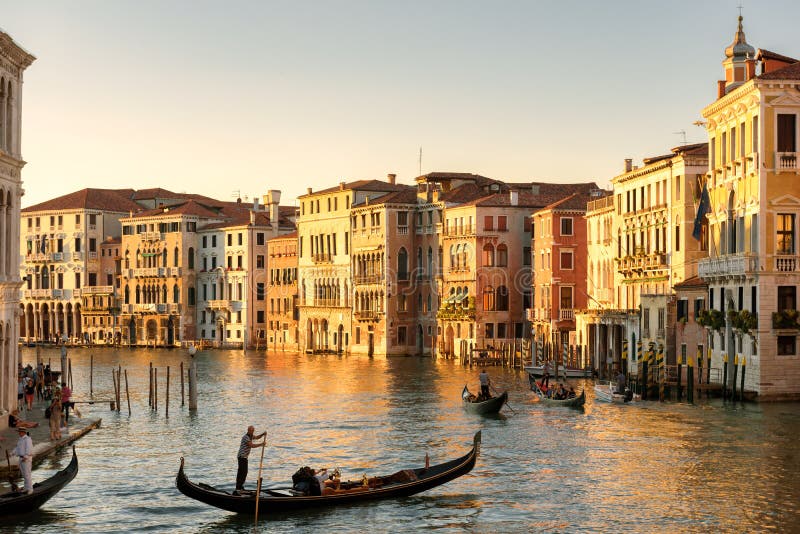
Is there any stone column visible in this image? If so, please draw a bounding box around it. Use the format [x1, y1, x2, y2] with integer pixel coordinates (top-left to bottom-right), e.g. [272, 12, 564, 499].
[36, 306, 43, 342]
[0, 90, 6, 152]
[72, 309, 78, 341]
[0, 205, 6, 279]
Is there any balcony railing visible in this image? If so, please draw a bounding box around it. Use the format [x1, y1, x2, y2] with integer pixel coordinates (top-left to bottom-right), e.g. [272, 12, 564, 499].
[141, 231, 162, 242]
[775, 255, 800, 272]
[776, 152, 799, 171]
[697, 253, 759, 278]
[312, 253, 332, 264]
[72, 251, 83, 261]
[354, 310, 381, 320]
[442, 225, 475, 237]
[24, 289, 54, 299]
[397, 226, 409, 235]
[560, 309, 574, 320]
[82, 285, 114, 295]
[168, 267, 182, 277]
[354, 275, 384, 284]
[132, 267, 165, 277]
[88, 251, 98, 260]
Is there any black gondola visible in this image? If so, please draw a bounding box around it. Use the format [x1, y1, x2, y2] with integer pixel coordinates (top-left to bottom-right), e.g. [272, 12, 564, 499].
[462, 385, 507, 414]
[0, 446, 78, 516]
[176, 431, 480, 515]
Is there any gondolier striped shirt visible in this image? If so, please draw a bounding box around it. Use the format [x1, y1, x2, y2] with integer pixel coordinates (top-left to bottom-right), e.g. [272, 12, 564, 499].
[237, 434, 253, 458]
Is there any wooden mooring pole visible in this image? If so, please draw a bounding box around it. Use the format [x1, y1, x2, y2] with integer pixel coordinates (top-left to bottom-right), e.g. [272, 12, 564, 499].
[166, 366, 170, 418]
[154, 368, 158, 411]
[124, 369, 131, 416]
[111, 370, 118, 411]
[90, 354, 94, 397]
[740, 357, 746, 402]
[148, 362, 153, 408]
[180, 361, 185, 406]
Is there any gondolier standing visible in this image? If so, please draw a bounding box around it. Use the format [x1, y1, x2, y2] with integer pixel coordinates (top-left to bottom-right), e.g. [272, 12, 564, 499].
[235, 425, 265, 493]
[478, 370, 491, 399]
[13, 427, 34, 494]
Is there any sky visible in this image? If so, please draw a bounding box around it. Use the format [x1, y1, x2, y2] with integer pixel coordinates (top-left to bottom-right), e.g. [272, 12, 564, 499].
[3, 1, 800, 209]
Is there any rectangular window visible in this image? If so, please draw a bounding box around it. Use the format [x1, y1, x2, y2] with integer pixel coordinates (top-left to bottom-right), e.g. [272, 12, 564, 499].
[89, 238, 97, 252]
[778, 335, 796, 356]
[485, 323, 494, 339]
[497, 216, 507, 231]
[777, 286, 796, 312]
[777, 214, 795, 255]
[256, 255, 264, 269]
[722, 131, 727, 164]
[238, 233, 243, 246]
[740, 122, 746, 157]
[560, 286, 573, 310]
[256, 283, 265, 300]
[484, 216, 493, 231]
[731, 128, 737, 160]
[211, 235, 217, 247]
[397, 211, 408, 227]
[677, 300, 688, 321]
[75, 273, 81, 289]
[355, 327, 361, 344]
[777, 114, 797, 152]
[752, 116, 758, 153]
[693, 298, 704, 320]
[560, 251, 573, 270]
[497, 323, 507, 339]
[523, 246, 531, 266]
[560, 217, 573, 236]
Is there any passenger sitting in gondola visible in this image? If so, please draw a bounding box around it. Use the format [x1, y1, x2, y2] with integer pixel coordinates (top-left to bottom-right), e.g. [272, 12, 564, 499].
[554, 384, 567, 400]
[567, 386, 577, 399]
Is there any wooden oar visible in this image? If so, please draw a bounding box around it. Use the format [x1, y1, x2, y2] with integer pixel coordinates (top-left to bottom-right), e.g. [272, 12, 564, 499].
[491, 384, 515, 412]
[253, 431, 267, 529]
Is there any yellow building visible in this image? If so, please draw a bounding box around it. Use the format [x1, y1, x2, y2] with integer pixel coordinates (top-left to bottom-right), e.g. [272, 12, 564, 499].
[698, 16, 800, 399]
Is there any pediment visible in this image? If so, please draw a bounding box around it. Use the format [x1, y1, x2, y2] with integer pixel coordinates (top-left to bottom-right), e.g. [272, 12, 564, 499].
[769, 92, 800, 107]
[770, 194, 800, 207]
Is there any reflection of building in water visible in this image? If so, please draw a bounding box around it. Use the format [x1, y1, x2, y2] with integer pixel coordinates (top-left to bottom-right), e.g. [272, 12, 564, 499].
[0, 28, 34, 428]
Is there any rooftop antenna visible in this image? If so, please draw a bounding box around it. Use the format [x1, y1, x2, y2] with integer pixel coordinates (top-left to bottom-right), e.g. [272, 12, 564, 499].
[231, 189, 241, 200]
[418, 147, 423, 176]
[673, 130, 687, 145]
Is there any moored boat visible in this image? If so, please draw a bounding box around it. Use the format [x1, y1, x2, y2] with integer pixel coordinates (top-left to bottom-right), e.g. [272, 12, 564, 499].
[0, 445, 78, 516]
[176, 431, 481, 515]
[594, 381, 639, 403]
[529, 377, 586, 407]
[462, 385, 507, 414]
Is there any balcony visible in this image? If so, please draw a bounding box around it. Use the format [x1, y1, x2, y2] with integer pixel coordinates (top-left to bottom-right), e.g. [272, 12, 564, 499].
[587, 195, 614, 213]
[88, 252, 98, 260]
[82, 285, 114, 295]
[168, 267, 182, 277]
[312, 253, 332, 264]
[559, 309, 574, 320]
[776, 152, 799, 172]
[354, 274, 383, 285]
[132, 267, 165, 278]
[207, 299, 238, 311]
[25, 253, 48, 263]
[698, 253, 759, 279]
[71, 251, 83, 261]
[23, 289, 53, 299]
[397, 226, 409, 235]
[775, 255, 800, 272]
[141, 231, 162, 242]
[525, 308, 551, 322]
[442, 225, 475, 237]
[354, 310, 381, 321]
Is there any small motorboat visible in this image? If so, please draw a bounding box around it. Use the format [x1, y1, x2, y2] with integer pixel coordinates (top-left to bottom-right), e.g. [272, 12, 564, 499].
[176, 432, 481, 514]
[594, 382, 639, 403]
[0, 446, 78, 516]
[462, 385, 507, 415]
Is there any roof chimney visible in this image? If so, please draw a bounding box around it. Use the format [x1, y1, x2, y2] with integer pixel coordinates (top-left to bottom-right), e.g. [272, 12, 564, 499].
[307, 187, 313, 195]
[387, 173, 396, 185]
[253, 197, 259, 211]
[339, 181, 345, 191]
[510, 190, 519, 206]
[266, 190, 281, 223]
[250, 211, 256, 225]
[531, 184, 540, 195]
[624, 159, 633, 173]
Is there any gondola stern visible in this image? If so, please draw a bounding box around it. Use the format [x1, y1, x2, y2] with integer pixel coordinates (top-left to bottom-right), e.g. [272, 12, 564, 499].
[473, 430, 481, 455]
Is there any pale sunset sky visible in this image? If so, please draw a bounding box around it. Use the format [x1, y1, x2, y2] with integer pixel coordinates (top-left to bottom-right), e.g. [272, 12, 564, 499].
[3, 1, 800, 208]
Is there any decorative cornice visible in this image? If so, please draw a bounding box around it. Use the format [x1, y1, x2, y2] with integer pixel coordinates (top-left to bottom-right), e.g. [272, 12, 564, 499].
[0, 30, 36, 70]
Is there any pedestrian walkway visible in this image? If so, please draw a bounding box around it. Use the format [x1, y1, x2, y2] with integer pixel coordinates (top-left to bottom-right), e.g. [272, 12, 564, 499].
[1, 399, 101, 475]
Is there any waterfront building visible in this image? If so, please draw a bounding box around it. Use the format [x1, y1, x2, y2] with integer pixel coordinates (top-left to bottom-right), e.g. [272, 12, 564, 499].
[265, 231, 299, 351]
[80, 236, 123, 344]
[529, 191, 600, 365]
[196, 192, 294, 349]
[0, 29, 34, 427]
[673, 275, 709, 372]
[297, 178, 405, 353]
[349, 184, 427, 356]
[697, 17, 800, 399]
[20, 189, 141, 343]
[577, 144, 708, 376]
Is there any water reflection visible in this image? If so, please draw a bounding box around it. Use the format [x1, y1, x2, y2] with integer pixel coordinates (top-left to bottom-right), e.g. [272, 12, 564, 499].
[9, 346, 800, 532]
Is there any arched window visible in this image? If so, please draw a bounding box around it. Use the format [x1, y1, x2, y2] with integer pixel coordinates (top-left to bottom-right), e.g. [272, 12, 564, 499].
[449, 245, 456, 270]
[462, 286, 469, 308]
[398, 248, 408, 280]
[496, 285, 509, 311]
[483, 243, 494, 267]
[162, 284, 167, 303]
[188, 247, 195, 269]
[173, 284, 180, 303]
[427, 246, 433, 277]
[417, 247, 423, 276]
[136, 248, 142, 268]
[496, 244, 508, 267]
[483, 286, 495, 311]
[427, 293, 432, 313]
[135, 284, 141, 304]
[174, 246, 180, 267]
[418, 293, 423, 312]
[161, 249, 167, 267]
[188, 286, 196, 306]
[124, 285, 130, 304]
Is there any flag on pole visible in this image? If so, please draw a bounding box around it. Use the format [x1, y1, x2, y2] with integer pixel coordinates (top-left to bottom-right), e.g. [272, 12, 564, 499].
[692, 184, 711, 240]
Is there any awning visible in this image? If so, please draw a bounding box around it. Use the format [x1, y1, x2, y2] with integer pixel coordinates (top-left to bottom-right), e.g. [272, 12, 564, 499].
[454, 292, 468, 302]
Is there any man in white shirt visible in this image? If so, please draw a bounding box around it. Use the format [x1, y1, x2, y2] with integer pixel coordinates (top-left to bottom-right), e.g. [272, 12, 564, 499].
[13, 427, 34, 494]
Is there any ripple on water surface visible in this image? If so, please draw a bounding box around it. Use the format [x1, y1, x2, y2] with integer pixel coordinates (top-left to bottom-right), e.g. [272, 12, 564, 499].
[4, 347, 800, 533]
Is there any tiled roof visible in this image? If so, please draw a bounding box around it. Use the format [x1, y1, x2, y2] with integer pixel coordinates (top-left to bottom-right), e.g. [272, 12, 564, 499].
[302, 179, 407, 197]
[22, 188, 142, 213]
[351, 186, 418, 207]
[439, 183, 494, 204]
[268, 231, 298, 241]
[127, 199, 222, 220]
[674, 275, 708, 290]
[756, 49, 799, 64]
[534, 193, 594, 213]
[642, 143, 708, 165]
[464, 183, 600, 209]
[758, 61, 800, 80]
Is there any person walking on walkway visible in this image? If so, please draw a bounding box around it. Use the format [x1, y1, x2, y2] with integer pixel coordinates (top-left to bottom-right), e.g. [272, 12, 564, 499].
[61, 382, 73, 423]
[235, 425, 265, 493]
[13, 428, 34, 494]
[49, 396, 63, 441]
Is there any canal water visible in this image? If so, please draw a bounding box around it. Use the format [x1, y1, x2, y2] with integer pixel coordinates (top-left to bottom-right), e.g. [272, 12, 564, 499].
[6, 347, 800, 533]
